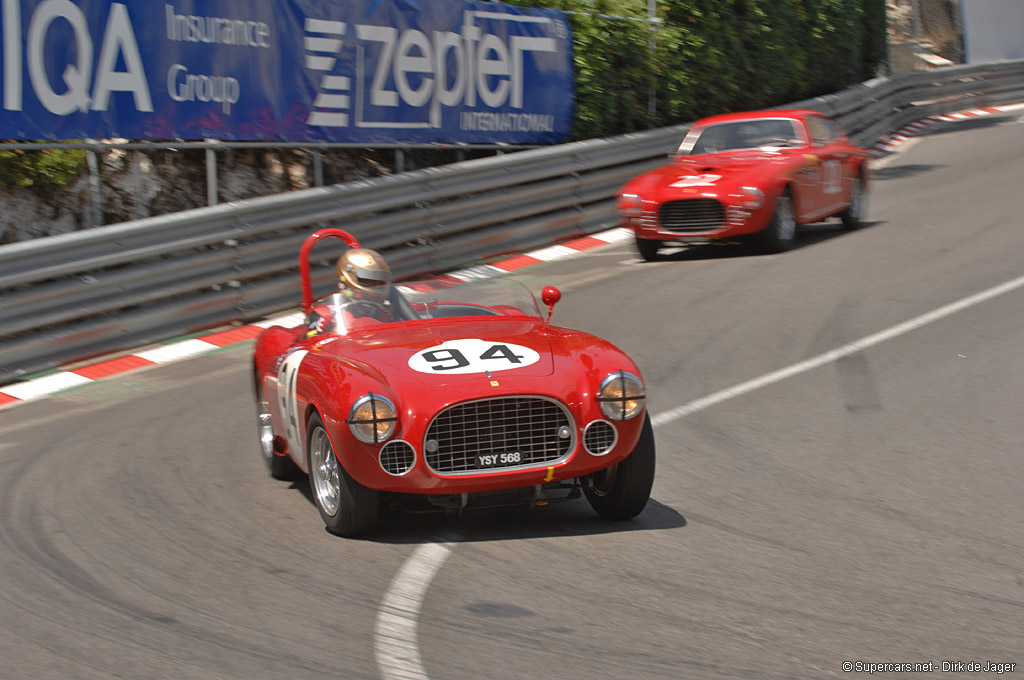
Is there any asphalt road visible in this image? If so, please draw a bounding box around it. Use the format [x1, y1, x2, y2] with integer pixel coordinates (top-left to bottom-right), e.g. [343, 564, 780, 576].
[2, 109, 1023, 679]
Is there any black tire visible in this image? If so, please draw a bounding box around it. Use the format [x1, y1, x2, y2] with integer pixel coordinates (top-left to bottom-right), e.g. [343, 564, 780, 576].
[306, 412, 379, 537]
[255, 378, 299, 480]
[635, 237, 662, 262]
[583, 412, 656, 520]
[840, 175, 866, 230]
[760, 189, 797, 252]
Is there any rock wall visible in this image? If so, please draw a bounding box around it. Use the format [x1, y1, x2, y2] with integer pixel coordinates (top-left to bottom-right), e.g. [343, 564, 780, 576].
[0, 145, 480, 244]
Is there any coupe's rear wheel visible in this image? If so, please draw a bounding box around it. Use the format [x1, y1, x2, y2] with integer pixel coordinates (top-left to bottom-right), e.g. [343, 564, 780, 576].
[840, 175, 866, 230]
[307, 413, 379, 537]
[255, 379, 299, 480]
[583, 413, 656, 520]
[761, 190, 797, 252]
[635, 237, 662, 262]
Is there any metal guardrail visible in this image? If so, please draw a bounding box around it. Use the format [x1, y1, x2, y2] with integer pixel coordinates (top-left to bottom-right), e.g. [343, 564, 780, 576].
[2, 59, 1023, 384]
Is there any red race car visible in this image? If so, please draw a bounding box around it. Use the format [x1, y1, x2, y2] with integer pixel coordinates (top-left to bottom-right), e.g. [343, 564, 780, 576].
[618, 109, 870, 260]
[253, 229, 655, 536]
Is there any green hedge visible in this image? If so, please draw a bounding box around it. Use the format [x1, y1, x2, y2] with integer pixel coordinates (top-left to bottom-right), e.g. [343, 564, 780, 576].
[504, 0, 887, 139]
[0, 147, 86, 191]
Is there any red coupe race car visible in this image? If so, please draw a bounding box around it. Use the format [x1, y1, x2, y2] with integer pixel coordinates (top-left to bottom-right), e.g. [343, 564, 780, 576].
[618, 109, 871, 260]
[252, 229, 655, 536]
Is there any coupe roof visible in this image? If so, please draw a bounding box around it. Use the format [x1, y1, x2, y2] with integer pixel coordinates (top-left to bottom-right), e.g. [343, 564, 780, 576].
[692, 109, 822, 127]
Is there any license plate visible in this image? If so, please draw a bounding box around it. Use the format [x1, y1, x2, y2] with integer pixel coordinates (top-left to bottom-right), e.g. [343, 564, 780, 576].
[680, 236, 712, 246]
[476, 451, 523, 468]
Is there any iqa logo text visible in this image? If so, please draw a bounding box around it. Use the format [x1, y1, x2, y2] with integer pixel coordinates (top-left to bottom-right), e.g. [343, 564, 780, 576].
[2, 0, 153, 114]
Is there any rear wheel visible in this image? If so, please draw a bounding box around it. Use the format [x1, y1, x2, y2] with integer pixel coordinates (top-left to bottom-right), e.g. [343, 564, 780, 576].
[761, 190, 797, 252]
[255, 378, 299, 480]
[635, 237, 662, 262]
[583, 413, 656, 520]
[306, 413, 379, 537]
[840, 175, 866, 230]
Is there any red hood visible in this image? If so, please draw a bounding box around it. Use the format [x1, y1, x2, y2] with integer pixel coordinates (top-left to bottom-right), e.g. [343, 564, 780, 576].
[624, 150, 797, 196]
[309, 318, 555, 389]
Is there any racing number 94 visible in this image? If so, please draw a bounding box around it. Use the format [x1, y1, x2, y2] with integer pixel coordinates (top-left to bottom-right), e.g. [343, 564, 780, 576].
[422, 343, 524, 371]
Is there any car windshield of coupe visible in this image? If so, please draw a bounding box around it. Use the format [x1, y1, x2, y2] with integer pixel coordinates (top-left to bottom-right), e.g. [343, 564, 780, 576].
[679, 118, 804, 155]
[308, 278, 543, 336]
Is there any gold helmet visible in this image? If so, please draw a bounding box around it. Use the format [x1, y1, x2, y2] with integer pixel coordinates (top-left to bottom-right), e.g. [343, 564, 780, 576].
[336, 248, 392, 303]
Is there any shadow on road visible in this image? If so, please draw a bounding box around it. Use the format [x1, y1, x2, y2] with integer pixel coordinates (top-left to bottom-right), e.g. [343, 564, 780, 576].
[873, 163, 946, 180]
[362, 497, 686, 544]
[637, 218, 884, 262]
[287, 464, 686, 543]
[918, 114, 1010, 136]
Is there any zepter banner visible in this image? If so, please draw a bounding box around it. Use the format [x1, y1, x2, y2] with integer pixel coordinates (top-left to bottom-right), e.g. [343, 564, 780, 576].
[0, 0, 574, 143]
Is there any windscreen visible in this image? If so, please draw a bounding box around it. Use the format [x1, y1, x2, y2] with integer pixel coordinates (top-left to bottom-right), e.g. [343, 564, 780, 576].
[679, 118, 803, 155]
[305, 279, 541, 337]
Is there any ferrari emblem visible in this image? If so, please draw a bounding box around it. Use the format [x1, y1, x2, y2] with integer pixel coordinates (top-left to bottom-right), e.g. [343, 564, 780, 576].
[490, 380, 499, 387]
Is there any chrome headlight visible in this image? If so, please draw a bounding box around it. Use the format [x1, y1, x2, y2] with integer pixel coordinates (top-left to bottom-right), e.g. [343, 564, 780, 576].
[597, 371, 645, 420]
[617, 192, 643, 217]
[739, 186, 765, 209]
[346, 393, 397, 444]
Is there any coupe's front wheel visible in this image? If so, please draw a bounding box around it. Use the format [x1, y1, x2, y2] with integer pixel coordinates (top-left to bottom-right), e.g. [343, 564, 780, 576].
[583, 413, 656, 520]
[635, 237, 662, 262]
[840, 175, 866, 230]
[306, 413, 379, 537]
[761, 190, 797, 252]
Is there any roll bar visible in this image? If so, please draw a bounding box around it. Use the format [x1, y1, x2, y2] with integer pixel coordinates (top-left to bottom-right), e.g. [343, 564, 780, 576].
[299, 228, 361, 314]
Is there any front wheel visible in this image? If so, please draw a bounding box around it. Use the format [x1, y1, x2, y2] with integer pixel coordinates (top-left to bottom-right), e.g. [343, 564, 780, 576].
[307, 413, 379, 537]
[760, 190, 797, 252]
[840, 175, 866, 230]
[583, 413, 656, 520]
[635, 237, 662, 262]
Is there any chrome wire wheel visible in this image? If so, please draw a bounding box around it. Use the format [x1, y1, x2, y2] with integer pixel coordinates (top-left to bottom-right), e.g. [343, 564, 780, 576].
[309, 426, 341, 517]
[258, 408, 275, 464]
[254, 379, 298, 480]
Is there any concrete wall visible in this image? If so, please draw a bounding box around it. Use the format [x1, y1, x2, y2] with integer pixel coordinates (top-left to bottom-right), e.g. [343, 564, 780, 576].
[962, 0, 1024, 63]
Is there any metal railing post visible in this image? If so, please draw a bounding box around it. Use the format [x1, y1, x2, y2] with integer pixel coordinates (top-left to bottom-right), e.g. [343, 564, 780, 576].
[205, 140, 218, 206]
[86, 140, 102, 227]
[313, 149, 324, 187]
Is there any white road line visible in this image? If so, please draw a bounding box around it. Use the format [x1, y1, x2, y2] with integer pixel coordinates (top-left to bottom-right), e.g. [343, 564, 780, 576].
[652, 272, 1024, 427]
[375, 539, 459, 680]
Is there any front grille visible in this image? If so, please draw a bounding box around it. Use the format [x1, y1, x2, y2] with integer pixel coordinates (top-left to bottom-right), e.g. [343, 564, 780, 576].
[424, 397, 575, 474]
[380, 440, 416, 476]
[658, 199, 725, 233]
[583, 420, 617, 456]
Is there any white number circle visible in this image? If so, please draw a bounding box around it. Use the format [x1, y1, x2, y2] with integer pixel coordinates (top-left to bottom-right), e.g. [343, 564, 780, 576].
[408, 339, 540, 374]
[669, 173, 721, 188]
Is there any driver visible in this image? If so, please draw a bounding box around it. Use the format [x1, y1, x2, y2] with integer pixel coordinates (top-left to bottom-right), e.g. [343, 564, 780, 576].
[306, 248, 393, 337]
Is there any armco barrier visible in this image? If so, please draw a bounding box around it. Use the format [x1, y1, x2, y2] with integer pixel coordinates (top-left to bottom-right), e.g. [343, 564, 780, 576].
[1, 59, 1023, 384]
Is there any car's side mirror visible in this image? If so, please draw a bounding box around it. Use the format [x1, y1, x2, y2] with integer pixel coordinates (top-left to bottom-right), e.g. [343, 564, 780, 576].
[541, 286, 561, 322]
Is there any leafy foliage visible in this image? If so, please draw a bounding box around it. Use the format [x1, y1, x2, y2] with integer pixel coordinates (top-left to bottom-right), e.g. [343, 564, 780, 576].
[0, 147, 86, 191]
[504, 0, 888, 139]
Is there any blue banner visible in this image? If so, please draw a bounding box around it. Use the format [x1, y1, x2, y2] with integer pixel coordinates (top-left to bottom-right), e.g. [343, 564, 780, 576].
[0, 0, 573, 143]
